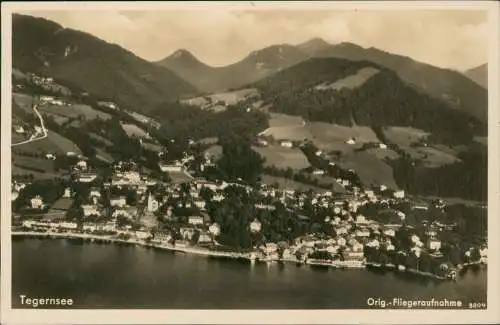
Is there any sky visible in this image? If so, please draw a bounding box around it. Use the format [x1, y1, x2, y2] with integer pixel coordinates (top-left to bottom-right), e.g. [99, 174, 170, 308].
[22, 8, 489, 71]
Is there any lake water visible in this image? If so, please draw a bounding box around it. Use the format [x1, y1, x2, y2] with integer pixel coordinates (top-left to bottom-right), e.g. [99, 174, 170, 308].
[12, 238, 487, 309]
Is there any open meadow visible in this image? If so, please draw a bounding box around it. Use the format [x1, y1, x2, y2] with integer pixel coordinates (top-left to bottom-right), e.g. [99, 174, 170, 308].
[260, 174, 326, 192]
[315, 67, 380, 91]
[120, 122, 151, 139]
[307, 122, 379, 153]
[204, 145, 223, 160]
[182, 88, 259, 110]
[335, 151, 399, 189]
[38, 103, 112, 121]
[252, 145, 311, 170]
[20, 131, 82, 155]
[383, 126, 461, 167]
[12, 93, 34, 113]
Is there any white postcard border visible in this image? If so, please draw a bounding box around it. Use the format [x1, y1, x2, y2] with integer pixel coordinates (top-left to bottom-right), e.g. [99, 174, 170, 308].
[1, 1, 499, 324]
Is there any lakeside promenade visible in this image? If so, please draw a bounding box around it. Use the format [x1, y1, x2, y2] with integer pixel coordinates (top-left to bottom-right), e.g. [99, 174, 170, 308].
[11, 230, 249, 259]
[11, 230, 481, 281]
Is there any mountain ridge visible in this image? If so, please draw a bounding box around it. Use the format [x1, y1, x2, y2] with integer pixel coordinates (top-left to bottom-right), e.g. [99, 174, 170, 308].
[464, 63, 487, 89]
[12, 14, 198, 112]
[157, 44, 308, 93]
[252, 57, 485, 145]
[158, 38, 487, 122]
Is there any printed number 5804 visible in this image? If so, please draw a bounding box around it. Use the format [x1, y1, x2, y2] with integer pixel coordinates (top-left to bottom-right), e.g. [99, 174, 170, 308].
[468, 302, 486, 309]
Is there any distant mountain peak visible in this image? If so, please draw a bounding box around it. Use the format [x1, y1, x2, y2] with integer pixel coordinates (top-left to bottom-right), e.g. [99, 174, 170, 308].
[297, 38, 331, 55]
[336, 42, 365, 49]
[169, 48, 197, 60]
[465, 63, 487, 89]
[300, 37, 330, 47]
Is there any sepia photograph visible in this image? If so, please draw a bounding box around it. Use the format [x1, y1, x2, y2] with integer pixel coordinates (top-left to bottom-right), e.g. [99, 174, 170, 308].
[1, 1, 499, 324]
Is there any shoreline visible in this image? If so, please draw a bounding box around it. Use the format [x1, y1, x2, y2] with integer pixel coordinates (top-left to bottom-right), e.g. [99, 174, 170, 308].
[12, 231, 476, 281]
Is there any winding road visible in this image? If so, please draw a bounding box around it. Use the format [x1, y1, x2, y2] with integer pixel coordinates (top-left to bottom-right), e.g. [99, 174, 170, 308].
[11, 103, 48, 147]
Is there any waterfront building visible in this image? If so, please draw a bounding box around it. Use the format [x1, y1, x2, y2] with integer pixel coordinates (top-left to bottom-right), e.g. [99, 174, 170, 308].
[60, 222, 78, 230]
[180, 227, 197, 240]
[135, 230, 151, 240]
[197, 232, 212, 244]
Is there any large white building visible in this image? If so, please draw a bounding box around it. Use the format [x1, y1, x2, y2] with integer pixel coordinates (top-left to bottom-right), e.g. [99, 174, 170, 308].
[159, 162, 184, 173]
[30, 195, 44, 210]
[110, 196, 127, 208]
[188, 216, 204, 226]
[393, 190, 405, 199]
[78, 172, 98, 183]
[82, 204, 100, 217]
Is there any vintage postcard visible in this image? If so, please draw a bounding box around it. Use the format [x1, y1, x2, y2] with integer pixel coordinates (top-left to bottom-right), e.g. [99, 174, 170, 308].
[1, 1, 499, 324]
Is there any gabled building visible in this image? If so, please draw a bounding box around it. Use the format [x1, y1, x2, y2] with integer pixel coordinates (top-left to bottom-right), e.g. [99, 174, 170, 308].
[30, 195, 44, 210]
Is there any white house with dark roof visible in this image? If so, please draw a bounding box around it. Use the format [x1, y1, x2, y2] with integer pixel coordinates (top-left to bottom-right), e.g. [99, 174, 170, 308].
[30, 195, 44, 210]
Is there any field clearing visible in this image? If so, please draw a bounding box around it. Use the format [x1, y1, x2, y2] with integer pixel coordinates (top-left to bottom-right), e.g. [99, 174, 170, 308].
[417, 147, 461, 167]
[169, 171, 193, 184]
[261, 114, 380, 154]
[183, 88, 259, 108]
[39, 103, 111, 121]
[260, 174, 326, 192]
[95, 148, 114, 163]
[308, 122, 378, 154]
[252, 145, 311, 170]
[13, 68, 27, 80]
[268, 113, 305, 128]
[120, 123, 151, 139]
[128, 111, 160, 126]
[141, 141, 163, 153]
[21, 131, 82, 155]
[315, 67, 379, 91]
[384, 127, 429, 147]
[260, 125, 313, 142]
[43, 113, 70, 125]
[12, 133, 27, 144]
[89, 133, 113, 146]
[432, 144, 460, 157]
[309, 175, 348, 193]
[364, 148, 400, 160]
[414, 195, 486, 207]
[197, 137, 219, 145]
[261, 113, 310, 141]
[252, 100, 264, 109]
[12, 165, 63, 180]
[204, 145, 223, 160]
[12, 93, 34, 112]
[336, 151, 399, 189]
[12, 154, 55, 172]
